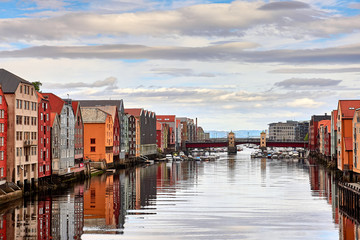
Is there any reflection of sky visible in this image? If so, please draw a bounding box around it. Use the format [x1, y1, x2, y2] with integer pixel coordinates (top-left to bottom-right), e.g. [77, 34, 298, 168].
[84, 149, 339, 239]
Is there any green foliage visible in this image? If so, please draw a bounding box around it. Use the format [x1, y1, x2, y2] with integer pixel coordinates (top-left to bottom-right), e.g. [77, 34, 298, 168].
[32, 81, 42, 92]
[304, 133, 309, 141]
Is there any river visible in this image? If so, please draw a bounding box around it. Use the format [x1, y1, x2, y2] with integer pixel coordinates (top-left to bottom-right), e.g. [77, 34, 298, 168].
[0, 148, 357, 239]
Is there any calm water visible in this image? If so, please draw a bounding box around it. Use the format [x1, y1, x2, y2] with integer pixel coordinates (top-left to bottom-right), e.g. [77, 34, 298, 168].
[1, 148, 357, 239]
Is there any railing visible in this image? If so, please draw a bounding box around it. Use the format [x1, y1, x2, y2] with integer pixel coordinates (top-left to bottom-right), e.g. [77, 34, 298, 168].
[24, 140, 36, 147]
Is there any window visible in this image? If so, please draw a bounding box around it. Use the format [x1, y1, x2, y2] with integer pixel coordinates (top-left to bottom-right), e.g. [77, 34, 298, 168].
[90, 138, 95, 144]
[0, 168, 3, 177]
[0, 137, 3, 146]
[41, 113, 43, 121]
[90, 146, 95, 152]
[19, 85, 22, 93]
[0, 95, 2, 104]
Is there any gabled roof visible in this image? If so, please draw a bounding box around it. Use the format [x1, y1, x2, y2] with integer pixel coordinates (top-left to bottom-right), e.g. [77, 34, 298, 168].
[50, 112, 59, 127]
[125, 108, 143, 117]
[77, 100, 124, 113]
[338, 100, 360, 119]
[95, 105, 118, 123]
[344, 137, 353, 151]
[0, 69, 33, 93]
[72, 101, 79, 115]
[81, 107, 110, 123]
[42, 93, 65, 114]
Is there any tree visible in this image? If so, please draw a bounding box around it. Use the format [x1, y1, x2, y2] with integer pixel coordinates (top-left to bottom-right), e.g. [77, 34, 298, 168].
[304, 133, 309, 141]
[32, 81, 42, 92]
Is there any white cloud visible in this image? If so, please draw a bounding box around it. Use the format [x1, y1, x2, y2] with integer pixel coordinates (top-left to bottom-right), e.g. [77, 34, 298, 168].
[286, 98, 325, 108]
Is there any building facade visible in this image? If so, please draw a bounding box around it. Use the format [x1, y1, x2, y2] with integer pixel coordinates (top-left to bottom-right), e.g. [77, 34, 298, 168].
[82, 107, 113, 165]
[43, 93, 75, 176]
[37, 93, 51, 181]
[0, 69, 39, 188]
[0, 86, 7, 186]
[268, 120, 297, 141]
[331, 110, 338, 161]
[71, 101, 84, 167]
[309, 114, 331, 152]
[337, 100, 360, 172]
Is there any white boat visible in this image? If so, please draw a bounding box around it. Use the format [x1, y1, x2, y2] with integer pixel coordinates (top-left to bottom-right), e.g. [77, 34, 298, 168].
[166, 154, 173, 161]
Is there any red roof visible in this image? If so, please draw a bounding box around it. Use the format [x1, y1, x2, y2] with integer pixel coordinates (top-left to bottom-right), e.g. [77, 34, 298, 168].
[344, 137, 353, 151]
[125, 108, 143, 117]
[338, 100, 360, 119]
[318, 120, 331, 129]
[72, 101, 79, 115]
[157, 115, 176, 122]
[332, 110, 338, 129]
[50, 112, 57, 127]
[42, 93, 64, 114]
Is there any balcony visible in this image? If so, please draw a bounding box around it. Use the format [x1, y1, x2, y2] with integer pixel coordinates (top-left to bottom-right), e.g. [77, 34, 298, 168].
[24, 140, 36, 147]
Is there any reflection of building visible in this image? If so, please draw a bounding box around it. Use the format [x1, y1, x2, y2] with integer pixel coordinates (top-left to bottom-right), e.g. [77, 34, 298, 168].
[38, 197, 51, 240]
[84, 175, 116, 230]
[0, 214, 6, 240]
[15, 201, 38, 239]
[74, 184, 84, 238]
[339, 213, 355, 240]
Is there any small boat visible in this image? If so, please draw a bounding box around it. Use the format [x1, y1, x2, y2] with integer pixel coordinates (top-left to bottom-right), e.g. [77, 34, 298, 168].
[165, 154, 173, 161]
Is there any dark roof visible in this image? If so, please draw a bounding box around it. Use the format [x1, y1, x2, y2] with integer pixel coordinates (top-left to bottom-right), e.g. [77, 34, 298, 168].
[311, 115, 331, 122]
[0, 69, 33, 93]
[77, 100, 124, 112]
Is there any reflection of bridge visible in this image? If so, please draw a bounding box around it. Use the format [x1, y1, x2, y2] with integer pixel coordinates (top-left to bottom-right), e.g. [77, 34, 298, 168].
[185, 138, 308, 149]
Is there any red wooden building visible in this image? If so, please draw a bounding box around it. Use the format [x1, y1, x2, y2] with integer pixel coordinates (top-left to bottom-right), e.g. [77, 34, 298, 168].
[0, 86, 7, 186]
[37, 93, 52, 180]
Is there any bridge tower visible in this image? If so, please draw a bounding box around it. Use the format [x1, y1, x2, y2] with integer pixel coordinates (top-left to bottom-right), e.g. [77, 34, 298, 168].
[228, 131, 237, 155]
[260, 131, 266, 150]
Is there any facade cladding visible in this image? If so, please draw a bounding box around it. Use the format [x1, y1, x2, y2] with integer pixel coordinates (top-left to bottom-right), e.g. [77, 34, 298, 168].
[140, 111, 156, 145]
[269, 120, 309, 142]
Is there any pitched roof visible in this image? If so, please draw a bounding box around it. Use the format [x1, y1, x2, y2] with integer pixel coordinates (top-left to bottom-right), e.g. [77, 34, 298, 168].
[50, 112, 58, 127]
[0, 69, 33, 93]
[125, 108, 143, 117]
[318, 120, 331, 128]
[41, 93, 65, 114]
[338, 100, 360, 119]
[81, 107, 109, 123]
[77, 100, 124, 113]
[95, 105, 118, 123]
[344, 137, 353, 151]
[72, 101, 79, 115]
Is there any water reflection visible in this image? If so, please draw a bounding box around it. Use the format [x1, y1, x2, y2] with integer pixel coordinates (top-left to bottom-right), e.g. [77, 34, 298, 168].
[2, 153, 360, 239]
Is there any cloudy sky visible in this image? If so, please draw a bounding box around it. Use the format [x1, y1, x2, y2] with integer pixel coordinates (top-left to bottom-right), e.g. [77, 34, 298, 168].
[1, 0, 360, 131]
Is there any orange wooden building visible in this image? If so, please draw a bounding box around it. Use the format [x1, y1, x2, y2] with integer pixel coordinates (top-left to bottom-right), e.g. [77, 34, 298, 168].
[337, 100, 360, 172]
[82, 107, 113, 165]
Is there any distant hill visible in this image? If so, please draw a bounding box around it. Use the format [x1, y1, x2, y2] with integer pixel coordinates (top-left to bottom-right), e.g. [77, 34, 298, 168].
[207, 130, 262, 138]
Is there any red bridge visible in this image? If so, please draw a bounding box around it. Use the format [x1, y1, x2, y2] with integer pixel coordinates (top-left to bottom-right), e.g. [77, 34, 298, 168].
[185, 138, 308, 149]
